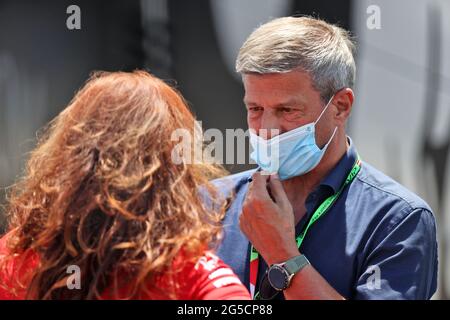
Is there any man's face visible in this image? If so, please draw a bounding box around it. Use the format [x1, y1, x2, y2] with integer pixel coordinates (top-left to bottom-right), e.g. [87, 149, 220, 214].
[243, 69, 336, 148]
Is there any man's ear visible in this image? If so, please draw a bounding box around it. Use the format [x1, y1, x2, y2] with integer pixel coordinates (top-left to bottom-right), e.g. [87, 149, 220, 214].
[332, 88, 354, 124]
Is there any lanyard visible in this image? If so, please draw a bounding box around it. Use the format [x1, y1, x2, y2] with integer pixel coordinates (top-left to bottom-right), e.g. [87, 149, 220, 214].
[249, 156, 362, 299]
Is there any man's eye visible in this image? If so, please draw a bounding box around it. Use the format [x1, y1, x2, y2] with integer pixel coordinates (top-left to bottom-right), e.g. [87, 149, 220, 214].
[280, 107, 294, 113]
[249, 107, 263, 112]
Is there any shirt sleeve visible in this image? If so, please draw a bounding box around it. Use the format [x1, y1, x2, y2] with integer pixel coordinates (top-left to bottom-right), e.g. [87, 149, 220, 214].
[354, 208, 438, 300]
[179, 252, 251, 300]
[0, 230, 39, 300]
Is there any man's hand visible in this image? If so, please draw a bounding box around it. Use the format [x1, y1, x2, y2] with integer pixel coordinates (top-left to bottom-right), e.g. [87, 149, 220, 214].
[240, 171, 345, 299]
[239, 171, 299, 265]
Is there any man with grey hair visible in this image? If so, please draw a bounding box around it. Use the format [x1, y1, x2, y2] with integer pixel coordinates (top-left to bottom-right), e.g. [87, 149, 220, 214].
[214, 16, 437, 300]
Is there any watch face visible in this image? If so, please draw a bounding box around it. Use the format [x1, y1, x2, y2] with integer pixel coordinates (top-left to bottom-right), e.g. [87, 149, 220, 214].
[267, 265, 289, 290]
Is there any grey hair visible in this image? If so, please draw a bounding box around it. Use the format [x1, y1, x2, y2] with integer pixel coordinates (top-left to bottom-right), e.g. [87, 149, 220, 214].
[236, 16, 356, 102]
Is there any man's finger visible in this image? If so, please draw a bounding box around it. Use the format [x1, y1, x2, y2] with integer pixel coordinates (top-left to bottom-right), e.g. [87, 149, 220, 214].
[250, 171, 270, 197]
[268, 173, 289, 207]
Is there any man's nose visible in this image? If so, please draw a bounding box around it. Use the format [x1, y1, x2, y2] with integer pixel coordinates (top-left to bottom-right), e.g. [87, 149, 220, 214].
[259, 112, 282, 139]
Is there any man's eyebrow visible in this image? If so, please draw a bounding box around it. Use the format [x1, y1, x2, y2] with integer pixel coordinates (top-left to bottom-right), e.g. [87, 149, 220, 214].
[273, 101, 304, 108]
[244, 100, 305, 108]
[278, 96, 309, 106]
[243, 100, 261, 107]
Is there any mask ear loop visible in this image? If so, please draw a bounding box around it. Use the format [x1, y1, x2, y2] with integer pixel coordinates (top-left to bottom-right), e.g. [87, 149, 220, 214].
[314, 95, 335, 125]
[314, 95, 338, 148]
[325, 126, 338, 145]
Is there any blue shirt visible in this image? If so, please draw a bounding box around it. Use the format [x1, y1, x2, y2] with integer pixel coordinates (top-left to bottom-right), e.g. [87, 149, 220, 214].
[213, 137, 438, 299]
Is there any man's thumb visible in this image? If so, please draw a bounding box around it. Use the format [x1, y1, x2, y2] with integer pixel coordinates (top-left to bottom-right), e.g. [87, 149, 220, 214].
[268, 173, 289, 207]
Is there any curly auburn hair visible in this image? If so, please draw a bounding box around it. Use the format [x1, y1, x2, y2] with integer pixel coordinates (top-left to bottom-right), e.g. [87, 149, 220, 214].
[0, 70, 228, 299]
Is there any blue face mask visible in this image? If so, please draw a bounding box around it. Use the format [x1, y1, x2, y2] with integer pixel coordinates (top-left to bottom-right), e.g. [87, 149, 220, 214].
[249, 96, 337, 180]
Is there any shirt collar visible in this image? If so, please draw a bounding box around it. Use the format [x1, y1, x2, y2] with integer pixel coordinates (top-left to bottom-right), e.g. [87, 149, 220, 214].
[319, 136, 358, 194]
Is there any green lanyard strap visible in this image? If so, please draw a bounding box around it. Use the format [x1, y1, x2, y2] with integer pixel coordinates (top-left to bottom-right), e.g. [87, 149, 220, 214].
[295, 156, 362, 248]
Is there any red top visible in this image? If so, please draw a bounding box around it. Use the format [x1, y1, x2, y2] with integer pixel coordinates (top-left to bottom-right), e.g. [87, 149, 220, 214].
[0, 231, 250, 300]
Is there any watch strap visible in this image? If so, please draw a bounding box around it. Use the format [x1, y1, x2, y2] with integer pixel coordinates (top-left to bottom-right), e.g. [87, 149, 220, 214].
[284, 254, 309, 275]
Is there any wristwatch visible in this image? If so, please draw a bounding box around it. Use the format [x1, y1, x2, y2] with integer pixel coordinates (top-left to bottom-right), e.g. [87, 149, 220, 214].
[267, 254, 310, 291]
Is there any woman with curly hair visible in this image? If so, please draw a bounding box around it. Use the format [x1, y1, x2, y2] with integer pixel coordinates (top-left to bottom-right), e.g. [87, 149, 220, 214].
[0, 71, 250, 300]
